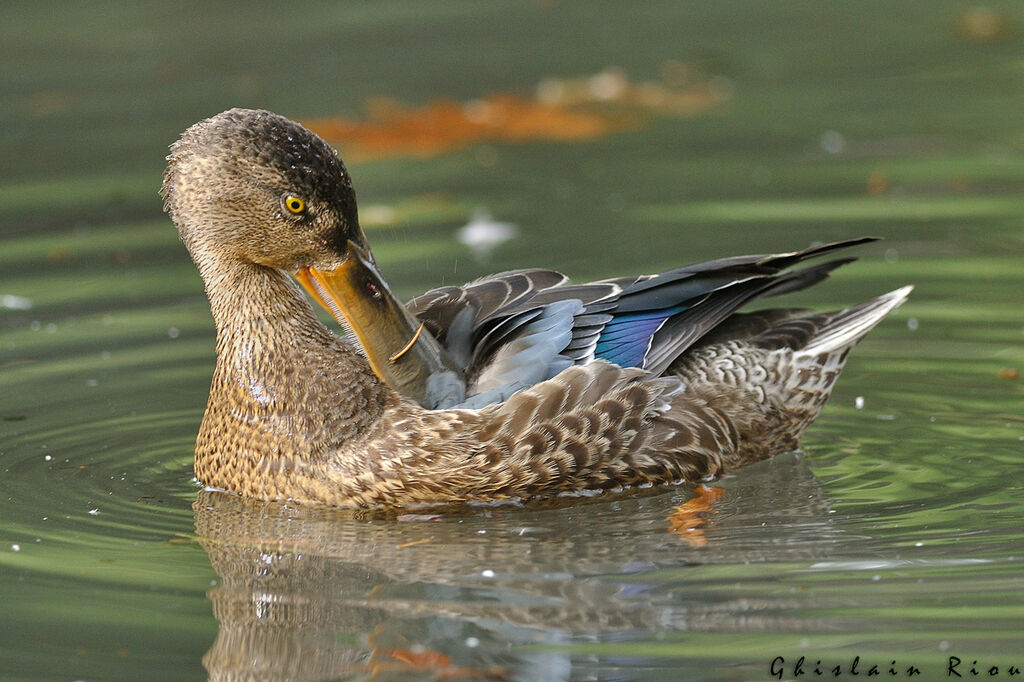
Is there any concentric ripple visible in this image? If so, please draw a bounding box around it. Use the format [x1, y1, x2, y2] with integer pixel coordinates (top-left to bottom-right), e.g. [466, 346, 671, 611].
[2, 409, 200, 566]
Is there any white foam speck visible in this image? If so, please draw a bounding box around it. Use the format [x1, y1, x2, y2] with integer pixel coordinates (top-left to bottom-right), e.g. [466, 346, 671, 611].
[1, 294, 32, 310]
[456, 209, 518, 261]
[820, 130, 846, 154]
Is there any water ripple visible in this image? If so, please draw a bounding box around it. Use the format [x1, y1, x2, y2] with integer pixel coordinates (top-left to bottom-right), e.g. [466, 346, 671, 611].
[3, 410, 198, 546]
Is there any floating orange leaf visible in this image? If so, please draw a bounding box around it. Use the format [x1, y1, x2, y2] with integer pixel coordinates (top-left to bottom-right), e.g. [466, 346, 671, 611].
[306, 94, 628, 160]
[954, 7, 1014, 42]
[388, 647, 453, 668]
[377, 647, 509, 679]
[865, 171, 890, 196]
[667, 484, 725, 547]
[305, 65, 728, 161]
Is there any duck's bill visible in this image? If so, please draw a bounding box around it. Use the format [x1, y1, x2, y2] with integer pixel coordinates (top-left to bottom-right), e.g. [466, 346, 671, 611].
[295, 241, 464, 408]
[295, 243, 417, 377]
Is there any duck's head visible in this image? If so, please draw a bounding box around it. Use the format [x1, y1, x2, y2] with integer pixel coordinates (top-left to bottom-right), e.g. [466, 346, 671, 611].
[161, 107, 371, 276]
[161, 108, 398, 349]
[162, 108, 464, 406]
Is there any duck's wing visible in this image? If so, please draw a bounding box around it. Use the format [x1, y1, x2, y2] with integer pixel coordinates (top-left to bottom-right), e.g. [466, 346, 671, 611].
[599, 236, 880, 374]
[406, 269, 585, 407]
[407, 238, 877, 405]
[408, 267, 661, 390]
[407, 269, 568, 329]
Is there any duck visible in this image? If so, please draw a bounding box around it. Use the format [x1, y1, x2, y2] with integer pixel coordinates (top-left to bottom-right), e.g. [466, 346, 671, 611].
[161, 107, 911, 509]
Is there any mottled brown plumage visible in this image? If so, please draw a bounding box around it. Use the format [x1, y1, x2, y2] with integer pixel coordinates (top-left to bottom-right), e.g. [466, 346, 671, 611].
[162, 108, 910, 509]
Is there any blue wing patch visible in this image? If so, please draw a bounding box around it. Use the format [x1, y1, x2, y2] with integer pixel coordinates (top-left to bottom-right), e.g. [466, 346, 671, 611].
[594, 304, 688, 368]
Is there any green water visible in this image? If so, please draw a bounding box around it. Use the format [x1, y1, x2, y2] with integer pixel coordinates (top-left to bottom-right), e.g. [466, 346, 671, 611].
[2, 2, 1023, 680]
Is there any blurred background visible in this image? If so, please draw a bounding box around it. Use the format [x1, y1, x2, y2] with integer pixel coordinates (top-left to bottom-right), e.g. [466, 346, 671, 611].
[2, 2, 1023, 680]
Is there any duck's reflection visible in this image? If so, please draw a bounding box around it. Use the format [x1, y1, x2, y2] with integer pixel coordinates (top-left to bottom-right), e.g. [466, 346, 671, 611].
[195, 451, 840, 681]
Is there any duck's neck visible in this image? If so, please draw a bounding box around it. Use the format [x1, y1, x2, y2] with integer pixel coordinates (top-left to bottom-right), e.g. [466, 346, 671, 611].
[196, 260, 391, 488]
[204, 260, 334, 354]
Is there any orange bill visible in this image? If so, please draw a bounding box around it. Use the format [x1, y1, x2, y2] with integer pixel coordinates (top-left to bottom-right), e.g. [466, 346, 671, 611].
[296, 241, 465, 408]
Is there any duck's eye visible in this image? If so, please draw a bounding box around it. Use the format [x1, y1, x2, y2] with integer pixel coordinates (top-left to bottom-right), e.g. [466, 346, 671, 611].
[365, 280, 382, 299]
[283, 195, 306, 215]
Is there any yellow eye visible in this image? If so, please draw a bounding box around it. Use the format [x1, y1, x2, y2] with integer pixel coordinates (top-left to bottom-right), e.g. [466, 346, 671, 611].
[283, 195, 306, 215]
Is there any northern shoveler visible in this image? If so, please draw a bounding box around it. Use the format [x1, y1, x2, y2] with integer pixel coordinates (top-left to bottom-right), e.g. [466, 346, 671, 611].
[161, 108, 910, 508]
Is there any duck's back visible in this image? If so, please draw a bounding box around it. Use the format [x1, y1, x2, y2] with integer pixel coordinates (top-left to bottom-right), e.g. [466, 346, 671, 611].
[330, 284, 909, 507]
[405, 238, 881, 409]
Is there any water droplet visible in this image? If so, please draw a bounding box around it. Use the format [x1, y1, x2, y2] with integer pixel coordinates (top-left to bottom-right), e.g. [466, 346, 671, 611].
[167, 327, 180, 339]
[10, 544, 20, 552]
[907, 317, 919, 331]
[465, 637, 480, 648]
[855, 396, 865, 409]
[481, 569, 495, 578]
[88, 508, 100, 516]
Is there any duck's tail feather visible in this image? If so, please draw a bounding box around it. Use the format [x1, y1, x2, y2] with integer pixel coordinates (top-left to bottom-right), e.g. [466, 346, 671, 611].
[795, 285, 913, 357]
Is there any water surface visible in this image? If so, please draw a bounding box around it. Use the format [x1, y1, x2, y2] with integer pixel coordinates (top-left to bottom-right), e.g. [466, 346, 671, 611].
[2, 2, 1023, 680]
